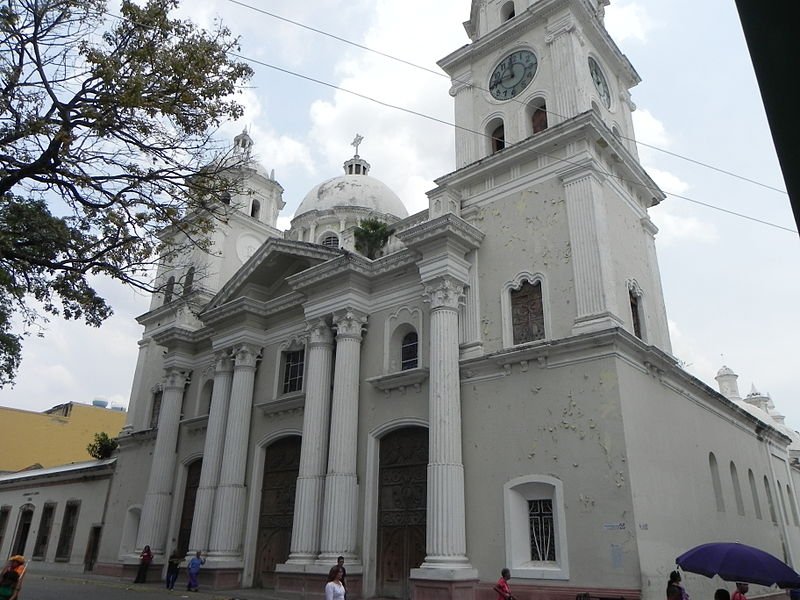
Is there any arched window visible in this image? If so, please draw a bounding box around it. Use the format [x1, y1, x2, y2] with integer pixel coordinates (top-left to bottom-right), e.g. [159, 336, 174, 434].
[163, 276, 175, 304]
[764, 476, 778, 523]
[199, 379, 213, 416]
[529, 98, 548, 134]
[748, 469, 762, 519]
[501, 1, 516, 21]
[777, 479, 790, 524]
[730, 461, 745, 516]
[510, 280, 545, 345]
[401, 331, 419, 371]
[321, 233, 339, 249]
[627, 279, 645, 340]
[490, 122, 506, 153]
[787, 484, 799, 526]
[149, 390, 163, 430]
[709, 452, 725, 512]
[182, 266, 195, 297]
[250, 198, 261, 219]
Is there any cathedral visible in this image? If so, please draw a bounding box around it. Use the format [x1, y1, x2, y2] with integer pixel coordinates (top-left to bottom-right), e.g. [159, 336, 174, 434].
[94, 1, 800, 598]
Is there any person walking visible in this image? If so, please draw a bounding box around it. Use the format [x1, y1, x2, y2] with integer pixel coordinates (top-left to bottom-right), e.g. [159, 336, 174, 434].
[165, 551, 182, 590]
[133, 545, 153, 583]
[667, 571, 690, 600]
[493, 568, 515, 600]
[325, 565, 346, 600]
[186, 551, 206, 592]
[336, 556, 347, 598]
[732, 582, 749, 600]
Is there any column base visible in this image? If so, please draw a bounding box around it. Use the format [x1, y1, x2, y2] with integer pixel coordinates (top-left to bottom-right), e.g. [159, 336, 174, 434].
[571, 313, 623, 336]
[410, 567, 479, 600]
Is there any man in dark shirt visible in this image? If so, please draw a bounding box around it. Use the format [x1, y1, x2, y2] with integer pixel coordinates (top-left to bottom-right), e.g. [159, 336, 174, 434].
[337, 556, 347, 597]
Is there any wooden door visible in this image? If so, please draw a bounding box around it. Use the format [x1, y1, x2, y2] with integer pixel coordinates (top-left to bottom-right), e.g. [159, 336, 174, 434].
[377, 427, 428, 599]
[255, 436, 301, 588]
[176, 459, 202, 556]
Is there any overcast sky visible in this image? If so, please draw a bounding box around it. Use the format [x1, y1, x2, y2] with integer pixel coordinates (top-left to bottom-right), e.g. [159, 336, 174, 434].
[1, 0, 798, 429]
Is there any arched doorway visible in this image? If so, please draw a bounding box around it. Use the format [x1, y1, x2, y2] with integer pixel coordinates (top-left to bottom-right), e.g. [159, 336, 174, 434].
[12, 504, 34, 556]
[377, 426, 428, 599]
[176, 459, 203, 556]
[255, 436, 301, 588]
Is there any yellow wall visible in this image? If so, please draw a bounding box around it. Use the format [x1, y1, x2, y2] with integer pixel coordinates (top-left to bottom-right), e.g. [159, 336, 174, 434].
[0, 403, 126, 472]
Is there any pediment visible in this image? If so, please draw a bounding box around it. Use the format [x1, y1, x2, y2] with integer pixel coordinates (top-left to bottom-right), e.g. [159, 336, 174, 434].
[204, 238, 341, 313]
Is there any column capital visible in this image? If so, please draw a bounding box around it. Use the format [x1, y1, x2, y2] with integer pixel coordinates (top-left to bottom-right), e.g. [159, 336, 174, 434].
[545, 14, 576, 44]
[233, 343, 261, 369]
[214, 350, 234, 373]
[423, 277, 465, 311]
[306, 318, 334, 346]
[333, 309, 368, 340]
[163, 368, 190, 391]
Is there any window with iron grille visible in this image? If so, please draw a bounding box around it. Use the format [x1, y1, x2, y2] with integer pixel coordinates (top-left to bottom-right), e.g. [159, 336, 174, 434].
[321, 234, 339, 249]
[282, 350, 305, 394]
[55, 501, 81, 561]
[511, 280, 545, 344]
[33, 502, 57, 559]
[528, 499, 556, 562]
[401, 331, 419, 370]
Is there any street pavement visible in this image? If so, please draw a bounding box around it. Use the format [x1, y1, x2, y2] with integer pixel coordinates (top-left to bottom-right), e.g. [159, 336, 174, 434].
[19, 573, 290, 600]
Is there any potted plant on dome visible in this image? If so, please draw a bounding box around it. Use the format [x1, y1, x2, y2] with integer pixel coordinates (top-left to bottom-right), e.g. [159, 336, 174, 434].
[354, 218, 393, 260]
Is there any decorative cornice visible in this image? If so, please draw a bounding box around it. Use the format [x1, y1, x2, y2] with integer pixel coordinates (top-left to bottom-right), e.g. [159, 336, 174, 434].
[396, 213, 484, 252]
[366, 367, 429, 395]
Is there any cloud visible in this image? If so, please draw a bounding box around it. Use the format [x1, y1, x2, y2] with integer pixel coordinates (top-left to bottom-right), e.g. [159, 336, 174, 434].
[651, 203, 719, 246]
[604, 1, 655, 44]
[633, 108, 670, 149]
[667, 319, 719, 386]
[304, 1, 468, 213]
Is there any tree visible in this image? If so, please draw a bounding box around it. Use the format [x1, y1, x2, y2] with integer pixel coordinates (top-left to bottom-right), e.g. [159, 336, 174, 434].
[87, 431, 119, 459]
[354, 218, 393, 260]
[0, 0, 253, 386]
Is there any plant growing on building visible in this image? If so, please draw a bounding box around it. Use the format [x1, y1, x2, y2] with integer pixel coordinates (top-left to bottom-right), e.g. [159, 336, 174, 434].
[0, 0, 254, 386]
[87, 431, 119, 459]
[354, 218, 393, 260]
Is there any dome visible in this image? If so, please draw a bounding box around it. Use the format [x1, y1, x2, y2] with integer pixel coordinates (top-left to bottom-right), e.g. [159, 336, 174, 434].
[295, 174, 407, 219]
[294, 142, 407, 219]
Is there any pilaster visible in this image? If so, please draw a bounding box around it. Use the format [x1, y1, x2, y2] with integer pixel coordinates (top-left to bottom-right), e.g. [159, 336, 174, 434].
[286, 320, 335, 565]
[122, 337, 152, 434]
[318, 309, 367, 563]
[136, 367, 189, 555]
[545, 16, 587, 123]
[562, 168, 623, 333]
[641, 216, 672, 353]
[188, 351, 234, 553]
[208, 343, 260, 558]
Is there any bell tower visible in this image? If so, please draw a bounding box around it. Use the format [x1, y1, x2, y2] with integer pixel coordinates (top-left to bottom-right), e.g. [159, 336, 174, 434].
[441, 0, 639, 169]
[431, 0, 672, 353]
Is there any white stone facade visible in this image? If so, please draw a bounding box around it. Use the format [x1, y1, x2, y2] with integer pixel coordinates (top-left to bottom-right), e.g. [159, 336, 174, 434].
[94, 2, 800, 600]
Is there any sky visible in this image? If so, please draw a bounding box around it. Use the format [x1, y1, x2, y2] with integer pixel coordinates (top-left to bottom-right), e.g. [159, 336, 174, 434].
[1, 0, 798, 428]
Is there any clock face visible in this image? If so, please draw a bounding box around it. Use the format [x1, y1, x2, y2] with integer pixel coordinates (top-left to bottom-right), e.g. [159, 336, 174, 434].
[588, 57, 611, 108]
[489, 50, 538, 101]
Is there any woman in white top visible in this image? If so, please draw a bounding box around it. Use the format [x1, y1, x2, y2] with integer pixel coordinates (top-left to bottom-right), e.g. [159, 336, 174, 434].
[325, 565, 346, 600]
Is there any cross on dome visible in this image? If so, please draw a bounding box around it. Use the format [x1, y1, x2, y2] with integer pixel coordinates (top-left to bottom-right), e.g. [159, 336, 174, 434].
[351, 133, 364, 156]
[343, 134, 370, 176]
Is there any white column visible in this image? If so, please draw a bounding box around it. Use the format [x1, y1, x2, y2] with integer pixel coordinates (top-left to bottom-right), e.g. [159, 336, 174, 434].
[287, 320, 334, 564]
[188, 351, 234, 553]
[122, 338, 152, 434]
[563, 170, 622, 334]
[318, 309, 367, 562]
[208, 343, 259, 557]
[136, 367, 188, 555]
[420, 277, 472, 569]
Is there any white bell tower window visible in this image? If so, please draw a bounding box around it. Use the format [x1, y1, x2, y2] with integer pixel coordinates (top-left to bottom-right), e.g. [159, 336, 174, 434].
[528, 98, 548, 134]
[487, 118, 506, 154]
[250, 198, 261, 219]
[501, 1, 516, 21]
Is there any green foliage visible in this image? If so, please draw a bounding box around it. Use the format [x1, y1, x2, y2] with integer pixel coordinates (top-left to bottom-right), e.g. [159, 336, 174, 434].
[353, 218, 393, 260]
[87, 431, 119, 459]
[0, 0, 254, 386]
